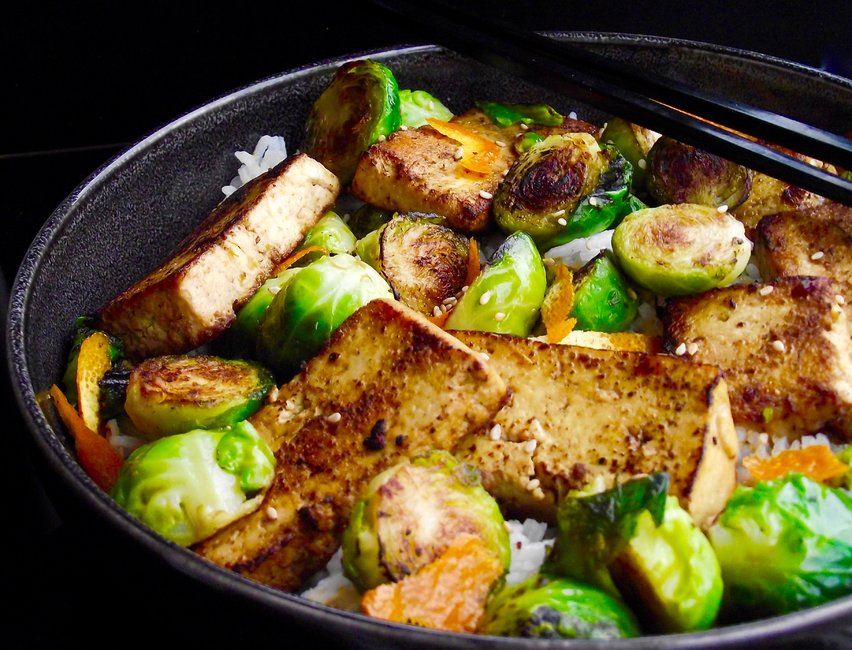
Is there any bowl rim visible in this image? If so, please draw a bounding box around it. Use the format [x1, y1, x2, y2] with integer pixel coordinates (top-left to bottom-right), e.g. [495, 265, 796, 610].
[6, 33, 852, 648]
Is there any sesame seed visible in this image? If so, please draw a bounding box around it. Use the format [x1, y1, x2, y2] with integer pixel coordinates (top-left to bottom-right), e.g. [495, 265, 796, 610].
[758, 285, 774, 296]
[479, 189, 493, 199]
[494, 312, 507, 321]
[495, 140, 506, 147]
[687, 342, 699, 355]
[637, 158, 646, 169]
[399, 124, 408, 130]
[266, 506, 279, 520]
[543, 256, 556, 267]
[568, 111, 578, 119]
[771, 339, 786, 353]
[502, 168, 510, 177]
[461, 285, 469, 293]
[527, 478, 541, 491]
[837, 294, 846, 305]
[442, 296, 457, 305]
[552, 209, 566, 217]
[377, 134, 386, 142]
[479, 290, 493, 305]
[433, 305, 442, 317]
[675, 342, 687, 356]
[717, 204, 729, 212]
[519, 123, 529, 131]
[524, 439, 538, 454]
[454, 146, 464, 160]
[489, 424, 503, 441]
[557, 217, 568, 226]
[811, 251, 825, 260]
[588, 196, 600, 207]
[268, 285, 281, 295]
[326, 412, 342, 423]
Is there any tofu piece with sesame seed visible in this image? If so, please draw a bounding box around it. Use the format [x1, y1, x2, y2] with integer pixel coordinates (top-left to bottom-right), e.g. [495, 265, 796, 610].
[98, 153, 340, 359]
[195, 298, 509, 592]
[350, 108, 600, 232]
[754, 203, 852, 325]
[662, 276, 852, 439]
[452, 331, 738, 529]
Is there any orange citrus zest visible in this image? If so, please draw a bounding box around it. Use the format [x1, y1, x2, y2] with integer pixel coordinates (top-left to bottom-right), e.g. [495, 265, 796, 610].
[425, 118, 500, 174]
[50, 384, 123, 493]
[361, 533, 504, 633]
[273, 246, 329, 274]
[465, 238, 481, 287]
[540, 263, 577, 343]
[427, 310, 451, 329]
[76, 331, 113, 433]
[743, 444, 848, 483]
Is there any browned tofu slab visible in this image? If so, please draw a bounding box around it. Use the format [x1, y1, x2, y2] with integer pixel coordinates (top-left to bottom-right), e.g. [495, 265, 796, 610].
[755, 203, 852, 324]
[194, 298, 509, 592]
[350, 108, 600, 233]
[98, 153, 340, 359]
[452, 331, 738, 529]
[662, 276, 852, 439]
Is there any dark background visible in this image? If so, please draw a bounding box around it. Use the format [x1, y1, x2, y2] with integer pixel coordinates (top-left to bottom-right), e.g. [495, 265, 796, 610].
[2, 1, 850, 646]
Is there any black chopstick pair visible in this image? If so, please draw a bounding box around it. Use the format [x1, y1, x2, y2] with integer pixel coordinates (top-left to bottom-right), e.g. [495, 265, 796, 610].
[370, 0, 852, 207]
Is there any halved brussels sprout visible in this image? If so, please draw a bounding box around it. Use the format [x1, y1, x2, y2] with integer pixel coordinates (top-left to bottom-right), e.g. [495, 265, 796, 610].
[444, 231, 546, 336]
[293, 211, 357, 266]
[399, 89, 454, 128]
[124, 354, 275, 439]
[111, 420, 275, 547]
[610, 497, 723, 633]
[481, 573, 640, 639]
[645, 136, 752, 209]
[378, 213, 470, 315]
[348, 203, 393, 239]
[708, 473, 852, 620]
[302, 59, 400, 184]
[341, 450, 510, 591]
[611, 204, 752, 296]
[255, 253, 393, 378]
[571, 252, 638, 332]
[600, 117, 660, 192]
[476, 101, 564, 128]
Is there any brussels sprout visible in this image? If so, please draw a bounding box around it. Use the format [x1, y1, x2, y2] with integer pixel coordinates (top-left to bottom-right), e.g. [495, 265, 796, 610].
[600, 117, 661, 192]
[708, 473, 852, 620]
[444, 231, 546, 337]
[481, 573, 640, 639]
[112, 420, 275, 547]
[294, 211, 357, 266]
[476, 101, 565, 128]
[377, 214, 470, 315]
[609, 497, 723, 633]
[348, 203, 393, 239]
[399, 89, 454, 128]
[544, 473, 669, 594]
[514, 131, 544, 155]
[255, 253, 393, 378]
[570, 252, 638, 332]
[341, 450, 510, 591]
[645, 136, 752, 209]
[355, 227, 383, 271]
[835, 447, 852, 489]
[124, 354, 275, 439]
[611, 204, 752, 296]
[303, 59, 400, 184]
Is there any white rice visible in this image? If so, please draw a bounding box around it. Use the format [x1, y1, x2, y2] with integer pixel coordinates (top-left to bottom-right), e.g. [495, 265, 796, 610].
[221, 134, 288, 196]
[735, 426, 847, 484]
[544, 228, 614, 271]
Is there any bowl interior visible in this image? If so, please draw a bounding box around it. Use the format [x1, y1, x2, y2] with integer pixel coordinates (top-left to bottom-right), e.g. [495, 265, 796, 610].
[8, 34, 852, 649]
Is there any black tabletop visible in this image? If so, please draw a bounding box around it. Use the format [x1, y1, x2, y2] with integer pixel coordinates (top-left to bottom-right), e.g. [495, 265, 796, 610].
[3, 2, 850, 647]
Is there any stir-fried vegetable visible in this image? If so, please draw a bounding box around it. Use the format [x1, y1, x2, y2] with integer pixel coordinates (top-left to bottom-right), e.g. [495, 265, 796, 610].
[569, 252, 638, 332]
[292, 211, 357, 266]
[399, 89, 454, 128]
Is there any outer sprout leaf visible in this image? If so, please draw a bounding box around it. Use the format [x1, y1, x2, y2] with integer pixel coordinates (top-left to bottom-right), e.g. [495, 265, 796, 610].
[399, 89, 454, 128]
[476, 101, 564, 127]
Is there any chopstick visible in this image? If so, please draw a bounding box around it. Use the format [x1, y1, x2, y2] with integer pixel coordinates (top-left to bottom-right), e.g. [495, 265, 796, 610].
[369, 0, 852, 207]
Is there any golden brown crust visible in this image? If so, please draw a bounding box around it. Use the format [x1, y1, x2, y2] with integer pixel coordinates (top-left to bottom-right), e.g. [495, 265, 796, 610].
[194, 299, 509, 591]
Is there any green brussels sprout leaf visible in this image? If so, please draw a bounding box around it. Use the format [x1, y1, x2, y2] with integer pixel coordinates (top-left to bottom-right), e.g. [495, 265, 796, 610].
[399, 89, 454, 128]
[476, 101, 564, 127]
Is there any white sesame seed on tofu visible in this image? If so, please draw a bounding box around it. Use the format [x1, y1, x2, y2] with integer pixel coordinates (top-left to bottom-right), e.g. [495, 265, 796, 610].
[266, 506, 279, 520]
[771, 339, 786, 353]
[326, 412, 342, 423]
[557, 217, 568, 226]
[489, 423, 503, 441]
[675, 342, 687, 356]
[758, 285, 774, 296]
[479, 189, 494, 200]
[811, 251, 825, 260]
[524, 439, 538, 454]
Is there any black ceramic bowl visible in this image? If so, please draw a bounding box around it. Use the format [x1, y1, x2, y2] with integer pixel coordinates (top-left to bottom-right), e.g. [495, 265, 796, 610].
[7, 34, 852, 649]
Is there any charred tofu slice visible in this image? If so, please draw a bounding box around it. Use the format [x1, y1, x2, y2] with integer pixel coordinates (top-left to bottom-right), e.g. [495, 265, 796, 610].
[98, 153, 340, 359]
[662, 277, 852, 439]
[755, 203, 852, 324]
[350, 108, 600, 232]
[452, 331, 738, 529]
[194, 298, 509, 592]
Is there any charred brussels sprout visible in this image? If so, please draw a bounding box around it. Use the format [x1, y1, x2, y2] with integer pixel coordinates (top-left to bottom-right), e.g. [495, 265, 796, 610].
[348, 203, 393, 239]
[341, 450, 510, 591]
[600, 117, 660, 192]
[294, 211, 357, 265]
[476, 101, 564, 128]
[445, 231, 546, 336]
[399, 89, 453, 128]
[481, 573, 640, 639]
[708, 473, 852, 620]
[610, 497, 723, 633]
[256, 253, 392, 378]
[611, 204, 752, 296]
[302, 59, 400, 185]
[377, 214, 469, 315]
[645, 136, 752, 209]
[570, 252, 638, 332]
[124, 355, 274, 439]
[514, 131, 544, 155]
[112, 420, 275, 547]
